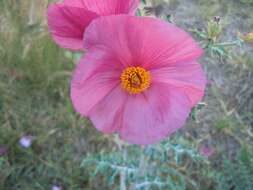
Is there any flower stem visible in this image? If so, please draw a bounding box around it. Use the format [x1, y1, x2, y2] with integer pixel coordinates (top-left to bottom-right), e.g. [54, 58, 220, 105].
[119, 146, 127, 190]
[214, 41, 239, 47]
[28, 0, 36, 26]
[130, 146, 148, 190]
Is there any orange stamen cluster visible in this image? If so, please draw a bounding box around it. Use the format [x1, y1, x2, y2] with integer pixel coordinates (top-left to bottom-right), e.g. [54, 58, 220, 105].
[120, 66, 151, 94]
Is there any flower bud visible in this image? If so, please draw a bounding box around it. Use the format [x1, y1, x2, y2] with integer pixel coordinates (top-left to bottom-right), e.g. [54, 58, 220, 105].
[240, 32, 253, 43]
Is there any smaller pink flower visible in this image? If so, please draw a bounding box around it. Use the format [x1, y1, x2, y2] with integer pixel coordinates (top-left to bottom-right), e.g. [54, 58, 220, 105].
[199, 145, 215, 158]
[71, 15, 206, 145]
[47, 0, 139, 50]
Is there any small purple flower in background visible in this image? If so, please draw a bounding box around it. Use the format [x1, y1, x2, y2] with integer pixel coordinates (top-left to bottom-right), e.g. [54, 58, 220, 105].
[19, 135, 33, 148]
[199, 145, 215, 158]
[52, 185, 63, 190]
[0, 146, 8, 156]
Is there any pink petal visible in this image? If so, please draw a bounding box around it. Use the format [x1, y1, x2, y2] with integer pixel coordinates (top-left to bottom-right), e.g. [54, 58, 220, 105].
[64, 0, 139, 15]
[120, 84, 192, 145]
[151, 61, 206, 106]
[88, 86, 127, 133]
[47, 4, 98, 50]
[84, 15, 202, 68]
[63, 0, 87, 8]
[71, 50, 122, 116]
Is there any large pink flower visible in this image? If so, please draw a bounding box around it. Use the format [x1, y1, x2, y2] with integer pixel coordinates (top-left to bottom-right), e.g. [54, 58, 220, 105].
[47, 0, 139, 50]
[71, 15, 206, 145]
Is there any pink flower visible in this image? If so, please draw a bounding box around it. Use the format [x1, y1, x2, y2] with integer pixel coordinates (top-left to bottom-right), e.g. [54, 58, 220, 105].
[71, 15, 206, 145]
[47, 0, 139, 50]
[199, 145, 215, 158]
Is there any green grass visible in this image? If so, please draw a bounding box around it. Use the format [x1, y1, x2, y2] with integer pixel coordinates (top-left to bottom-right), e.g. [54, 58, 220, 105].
[0, 1, 100, 189]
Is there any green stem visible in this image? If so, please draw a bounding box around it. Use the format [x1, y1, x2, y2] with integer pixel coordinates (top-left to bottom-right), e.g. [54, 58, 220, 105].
[131, 146, 148, 190]
[28, 0, 36, 26]
[214, 41, 239, 47]
[120, 147, 127, 190]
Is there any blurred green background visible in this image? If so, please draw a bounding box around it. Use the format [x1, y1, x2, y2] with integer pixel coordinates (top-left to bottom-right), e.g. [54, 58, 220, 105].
[0, 0, 253, 189]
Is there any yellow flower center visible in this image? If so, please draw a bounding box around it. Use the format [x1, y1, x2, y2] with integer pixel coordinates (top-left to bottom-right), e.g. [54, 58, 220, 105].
[120, 67, 151, 94]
